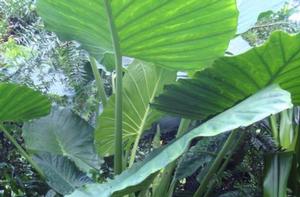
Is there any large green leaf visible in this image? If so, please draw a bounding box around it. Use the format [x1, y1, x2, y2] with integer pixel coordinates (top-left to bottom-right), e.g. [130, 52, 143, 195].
[33, 152, 92, 195]
[69, 85, 292, 197]
[23, 107, 101, 172]
[37, 0, 238, 70]
[95, 60, 176, 155]
[237, 0, 286, 34]
[153, 32, 300, 120]
[0, 83, 50, 121]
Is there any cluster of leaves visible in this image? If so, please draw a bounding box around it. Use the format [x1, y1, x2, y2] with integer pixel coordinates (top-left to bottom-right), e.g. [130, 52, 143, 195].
[0, 0, 110, 195]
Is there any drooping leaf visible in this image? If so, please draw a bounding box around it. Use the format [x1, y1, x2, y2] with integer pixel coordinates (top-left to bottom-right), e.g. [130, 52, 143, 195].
[69, 85, 292, 197]
[23, 107, 101, 172]
[37, 0, 238, 70]
[33, 152, 92, 195]
[237, 0, 286, 34]
[0, 83, 50, 121]
[95, 60, 176, 156]
[153, 32, 300, 120]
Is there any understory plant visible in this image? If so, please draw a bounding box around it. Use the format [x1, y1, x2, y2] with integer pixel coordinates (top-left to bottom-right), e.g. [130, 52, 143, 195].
[0, 0, 300, 197]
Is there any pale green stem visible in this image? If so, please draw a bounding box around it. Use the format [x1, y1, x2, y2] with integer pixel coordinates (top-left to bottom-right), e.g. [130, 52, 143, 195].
[166, 119, 191, 197]
[138, 189, 148, 197]
[167, 178, 177, 197]
[123, 150, 130, 170]
[103, 0, 123, 175]
[270, 115, 279, 144]
[152, 125, 161, 149]
[129, 131, 142, 167]
[129, 121, 160, 167]
[153, 119, 191, 197]
[89, 56, 107, 110]
[193, 129, 239, 197]
[0, 123, 45, 178]
[112, 72, 116, 94]
[279, 110, 294, 149]
[176, 119, 191, 138]
[203, 130, 246, 197]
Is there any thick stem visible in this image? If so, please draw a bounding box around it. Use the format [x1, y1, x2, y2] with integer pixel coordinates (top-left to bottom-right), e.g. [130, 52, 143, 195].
[176, 119, 191, 138]
[103, 0, 123, 175]
[193, 129, 239, 197]
[270, 115, 279, 144]
[89, 56, 107, 111]
[0, 124, 45, 178]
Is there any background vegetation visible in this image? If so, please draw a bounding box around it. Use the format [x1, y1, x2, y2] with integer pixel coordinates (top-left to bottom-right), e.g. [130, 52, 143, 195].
[1, 0, 300, 196]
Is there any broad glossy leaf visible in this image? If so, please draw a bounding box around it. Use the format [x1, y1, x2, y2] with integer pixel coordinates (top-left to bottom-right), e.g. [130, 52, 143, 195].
[153, 32, 300, 120]
[23, 107, 101, 172]
[95, 60, 176, 155]
[37, 0, 238, 70]
[0, 83, 50, 121]
[33, 152, 92, 195]
[69, 85, 292, 197]
[237, 0, 286, 34]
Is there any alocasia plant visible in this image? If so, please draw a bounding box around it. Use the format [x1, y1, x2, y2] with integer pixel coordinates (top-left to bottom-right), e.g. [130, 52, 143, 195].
[68, 85, 292, 197]
[11, 0, 297, 196]
[36, 0, 239, 175]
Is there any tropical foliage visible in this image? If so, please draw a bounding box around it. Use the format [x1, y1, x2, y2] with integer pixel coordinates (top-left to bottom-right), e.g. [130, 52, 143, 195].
[1, 0, 300, 197]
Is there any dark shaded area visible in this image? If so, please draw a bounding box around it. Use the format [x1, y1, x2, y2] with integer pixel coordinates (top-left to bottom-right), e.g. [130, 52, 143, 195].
[0, 123, 50, 196]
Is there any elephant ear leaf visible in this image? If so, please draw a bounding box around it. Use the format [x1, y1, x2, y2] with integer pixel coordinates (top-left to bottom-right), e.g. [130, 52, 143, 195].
[95, 60, 176, 156]
[0, 83, 50, 121]
[33, 153, 92, 195]
[68, 85, 292, 197]
[23, 107, 102, 172]
[37, 0, 238, 70]
[153, 32, 300, 120]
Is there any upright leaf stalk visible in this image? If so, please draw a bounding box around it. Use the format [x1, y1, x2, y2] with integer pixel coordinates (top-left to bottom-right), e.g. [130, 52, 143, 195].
[89, 56, 107, 117]
[0, 124, 45, 178]
[193, 129, 240, 197]
[153, 119, 191, 197]
[103, 0, 123, 175]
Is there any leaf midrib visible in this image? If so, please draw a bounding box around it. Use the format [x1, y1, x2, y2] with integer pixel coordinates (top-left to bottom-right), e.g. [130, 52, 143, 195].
[53, 130, 93, 169]
[133, 68, 163, 138]
[39, 156, 76, 190]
